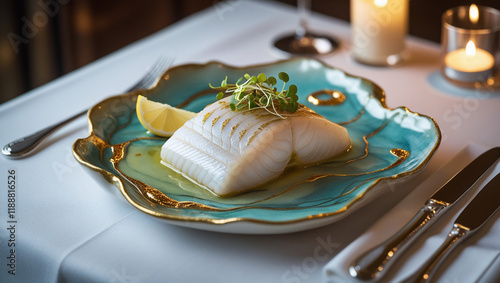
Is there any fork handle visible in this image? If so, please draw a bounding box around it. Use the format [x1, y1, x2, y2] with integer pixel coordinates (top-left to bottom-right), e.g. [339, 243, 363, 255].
[2, 109, 87, 158]
[349, 199, 449, 280]
[405, 224, 469, 283]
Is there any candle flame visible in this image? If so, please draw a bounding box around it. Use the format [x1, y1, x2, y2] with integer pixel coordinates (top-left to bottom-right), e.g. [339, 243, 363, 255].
[470, 4, 479, 24]
[374, 0, 388, 8]
[466, 41, 476, 56]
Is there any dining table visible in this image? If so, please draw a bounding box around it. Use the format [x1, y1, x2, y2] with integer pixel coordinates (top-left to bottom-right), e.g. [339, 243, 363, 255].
[1, 1, 500, 282]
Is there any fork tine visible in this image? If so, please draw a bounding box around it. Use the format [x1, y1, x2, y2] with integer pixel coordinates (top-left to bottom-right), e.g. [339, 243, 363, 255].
[140, 57, 166, 86]
[142, 57, 170, 88]
[137, 56, 172, 89]
[128, 56, 173, 92]
[147, 57, 173, 85]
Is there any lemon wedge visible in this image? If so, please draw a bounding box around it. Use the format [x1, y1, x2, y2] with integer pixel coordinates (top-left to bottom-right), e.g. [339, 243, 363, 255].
[136, 95, 196, 137]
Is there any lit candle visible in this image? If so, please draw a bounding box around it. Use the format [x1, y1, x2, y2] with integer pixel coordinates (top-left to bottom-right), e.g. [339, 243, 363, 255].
[470, 4, 479, 24]
[351, 0, 409, 66]
[445, 41, 495, 73]
[442, 4, 497, 84]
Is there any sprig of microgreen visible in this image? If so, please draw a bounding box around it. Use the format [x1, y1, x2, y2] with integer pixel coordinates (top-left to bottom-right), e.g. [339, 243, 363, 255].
[209, 72, 299, 118]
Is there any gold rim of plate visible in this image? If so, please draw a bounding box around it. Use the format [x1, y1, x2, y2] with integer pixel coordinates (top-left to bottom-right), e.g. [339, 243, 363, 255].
[72, 58, 442, 226]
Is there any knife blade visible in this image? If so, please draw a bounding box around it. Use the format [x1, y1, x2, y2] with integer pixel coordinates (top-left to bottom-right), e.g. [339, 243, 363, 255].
[349, 147, 500, 280]
[409, 172, 500, 283]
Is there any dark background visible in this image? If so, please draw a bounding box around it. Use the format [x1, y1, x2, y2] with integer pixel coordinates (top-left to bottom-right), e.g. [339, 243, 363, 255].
[2, 0, 500, 104]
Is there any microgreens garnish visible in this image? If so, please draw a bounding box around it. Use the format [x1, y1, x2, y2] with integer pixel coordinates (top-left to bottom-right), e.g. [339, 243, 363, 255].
[210, 72, 299, 118]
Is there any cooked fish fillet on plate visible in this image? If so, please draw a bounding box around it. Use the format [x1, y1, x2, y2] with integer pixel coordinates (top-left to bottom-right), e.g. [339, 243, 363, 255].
[160, 96, 351, 196]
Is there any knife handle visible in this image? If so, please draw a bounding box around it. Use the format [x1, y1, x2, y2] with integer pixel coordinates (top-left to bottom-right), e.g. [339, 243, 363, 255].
[349, 199, 449, 280]
[406, 224, 469, 283]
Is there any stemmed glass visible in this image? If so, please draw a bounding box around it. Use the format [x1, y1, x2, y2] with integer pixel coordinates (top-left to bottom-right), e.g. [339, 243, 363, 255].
[273, 0, 339, 55]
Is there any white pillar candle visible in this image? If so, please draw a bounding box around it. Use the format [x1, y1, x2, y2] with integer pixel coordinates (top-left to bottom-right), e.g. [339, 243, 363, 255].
[351, 0, 409, 66]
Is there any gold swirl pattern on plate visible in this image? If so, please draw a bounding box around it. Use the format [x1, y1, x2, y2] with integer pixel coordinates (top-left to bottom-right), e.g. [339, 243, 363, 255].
[307, 89, 346, 106]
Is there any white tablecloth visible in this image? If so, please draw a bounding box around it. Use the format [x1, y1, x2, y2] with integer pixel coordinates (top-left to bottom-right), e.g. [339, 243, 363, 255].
[1, 1, 499, 282]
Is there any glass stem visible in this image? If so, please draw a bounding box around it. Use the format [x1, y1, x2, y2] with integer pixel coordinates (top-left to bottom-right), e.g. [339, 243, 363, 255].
[296, 0, 311, 38]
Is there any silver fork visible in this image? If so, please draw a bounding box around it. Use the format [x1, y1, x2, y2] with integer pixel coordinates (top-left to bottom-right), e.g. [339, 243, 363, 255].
[2, 56, 173, 158]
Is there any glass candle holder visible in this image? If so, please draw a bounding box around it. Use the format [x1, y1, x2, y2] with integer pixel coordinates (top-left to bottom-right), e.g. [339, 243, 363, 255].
[351, 0, 409, 66]
[442, 5, 500, 87]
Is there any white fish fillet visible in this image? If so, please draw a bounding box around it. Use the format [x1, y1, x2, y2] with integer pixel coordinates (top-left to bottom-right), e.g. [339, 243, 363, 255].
[160, 97, 350, 196]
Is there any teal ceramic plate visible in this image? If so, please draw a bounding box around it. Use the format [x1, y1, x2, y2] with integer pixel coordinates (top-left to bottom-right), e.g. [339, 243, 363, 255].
[73, 59, 440, 234]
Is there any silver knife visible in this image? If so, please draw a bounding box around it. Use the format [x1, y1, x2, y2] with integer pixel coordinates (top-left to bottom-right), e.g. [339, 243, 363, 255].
[407, 172, 500, 283]
[349, 147, 500, 280]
